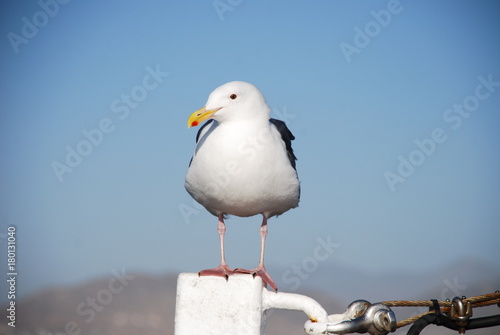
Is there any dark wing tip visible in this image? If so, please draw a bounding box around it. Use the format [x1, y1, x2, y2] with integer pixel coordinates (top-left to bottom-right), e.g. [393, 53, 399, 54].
[269, 118, 297, 170]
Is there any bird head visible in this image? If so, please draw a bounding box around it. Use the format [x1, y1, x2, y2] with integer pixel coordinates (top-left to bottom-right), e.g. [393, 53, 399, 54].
[188, 81, 270, 128]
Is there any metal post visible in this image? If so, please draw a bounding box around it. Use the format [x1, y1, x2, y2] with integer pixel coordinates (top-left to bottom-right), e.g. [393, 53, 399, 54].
[175, 273, 268, 334]
[175, 272, 333, 334]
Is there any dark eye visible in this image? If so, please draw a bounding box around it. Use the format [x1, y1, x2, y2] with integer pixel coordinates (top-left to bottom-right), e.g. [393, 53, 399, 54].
[230, 94, 237, 100]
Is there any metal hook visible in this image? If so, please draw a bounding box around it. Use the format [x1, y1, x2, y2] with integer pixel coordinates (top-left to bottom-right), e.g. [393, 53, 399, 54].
[450, 296, 472, 334]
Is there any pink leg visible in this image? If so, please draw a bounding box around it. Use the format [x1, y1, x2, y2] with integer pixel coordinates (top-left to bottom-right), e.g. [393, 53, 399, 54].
[199, 213, 234, 279]
[235, 216, 278, 291]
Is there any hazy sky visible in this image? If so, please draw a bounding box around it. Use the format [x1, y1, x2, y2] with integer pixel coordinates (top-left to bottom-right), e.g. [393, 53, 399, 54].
[1, 0, 499, 300]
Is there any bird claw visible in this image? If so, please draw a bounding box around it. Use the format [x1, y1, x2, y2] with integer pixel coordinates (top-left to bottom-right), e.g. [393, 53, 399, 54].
[199, 263, 278, 291]
[234, 266, 278, 291]
[199, 264, 235, 280]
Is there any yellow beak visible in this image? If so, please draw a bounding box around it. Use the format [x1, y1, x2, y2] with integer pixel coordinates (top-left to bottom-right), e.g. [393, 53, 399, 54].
[187, 107, 221, 128]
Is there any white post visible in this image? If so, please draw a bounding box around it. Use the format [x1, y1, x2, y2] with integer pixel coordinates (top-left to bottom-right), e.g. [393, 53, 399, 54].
[175, 273, 267, 334]
[174, 273, 329, 335]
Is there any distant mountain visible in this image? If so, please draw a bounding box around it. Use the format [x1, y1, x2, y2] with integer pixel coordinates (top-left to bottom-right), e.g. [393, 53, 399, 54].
[274, 257, 500, 304]
[1, 259, 498, 335]
[2, 273, 178, 335]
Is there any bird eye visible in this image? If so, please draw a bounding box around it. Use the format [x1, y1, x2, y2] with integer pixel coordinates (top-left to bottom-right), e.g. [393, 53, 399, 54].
[230, 94, 237, 100]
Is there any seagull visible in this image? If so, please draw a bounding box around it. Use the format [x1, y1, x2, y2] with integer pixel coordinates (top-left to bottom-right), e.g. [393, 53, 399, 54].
[185, 81, 300, 291]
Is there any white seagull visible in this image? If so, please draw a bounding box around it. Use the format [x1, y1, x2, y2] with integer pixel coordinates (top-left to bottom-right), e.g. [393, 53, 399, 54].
[185, 81, 300, 291]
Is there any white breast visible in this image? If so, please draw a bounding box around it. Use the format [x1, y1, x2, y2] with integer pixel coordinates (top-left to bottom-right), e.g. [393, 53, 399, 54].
[185, 120, 300, 218]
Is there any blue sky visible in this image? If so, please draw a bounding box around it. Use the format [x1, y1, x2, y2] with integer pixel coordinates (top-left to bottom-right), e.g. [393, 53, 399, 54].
[1, 0, 499, 300]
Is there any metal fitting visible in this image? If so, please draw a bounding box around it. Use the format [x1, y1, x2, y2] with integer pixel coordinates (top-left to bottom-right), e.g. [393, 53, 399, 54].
[450, 296, 472, 334]
[305, 300, 397, 335]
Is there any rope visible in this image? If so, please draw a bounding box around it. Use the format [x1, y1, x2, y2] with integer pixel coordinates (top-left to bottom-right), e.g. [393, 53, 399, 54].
[380, 292, 500, 329]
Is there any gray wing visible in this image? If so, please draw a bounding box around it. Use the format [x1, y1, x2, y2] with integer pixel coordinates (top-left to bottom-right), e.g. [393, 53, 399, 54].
[269, 118, 297, 170]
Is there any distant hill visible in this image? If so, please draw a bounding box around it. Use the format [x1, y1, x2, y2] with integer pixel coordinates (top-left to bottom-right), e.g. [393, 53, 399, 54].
[1, 259, 499, 335]
[2, 273, 178, 335]
[273, 257, 500, 304]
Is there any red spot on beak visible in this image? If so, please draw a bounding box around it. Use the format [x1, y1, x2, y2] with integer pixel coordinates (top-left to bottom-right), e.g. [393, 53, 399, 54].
[191, 121, 199, 127]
